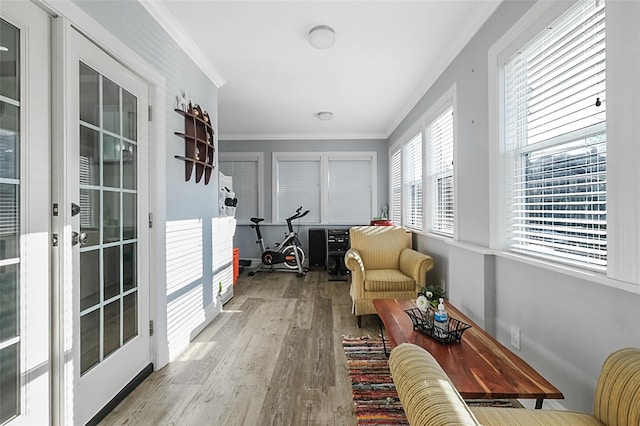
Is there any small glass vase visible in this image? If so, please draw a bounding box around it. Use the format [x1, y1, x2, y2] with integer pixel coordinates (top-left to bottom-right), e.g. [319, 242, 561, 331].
[420, 306, 435, 329]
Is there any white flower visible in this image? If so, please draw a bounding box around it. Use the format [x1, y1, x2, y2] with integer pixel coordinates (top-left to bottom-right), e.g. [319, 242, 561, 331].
[416, 295, 429, 312]
[425, 291, 433, 299]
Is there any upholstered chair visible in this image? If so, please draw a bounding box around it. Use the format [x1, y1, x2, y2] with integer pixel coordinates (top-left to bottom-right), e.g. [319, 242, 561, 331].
[344, 226, 434, 327]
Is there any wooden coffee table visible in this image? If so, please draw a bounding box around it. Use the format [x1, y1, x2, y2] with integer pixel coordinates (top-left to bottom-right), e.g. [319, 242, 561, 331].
[373, 299, 564, 409]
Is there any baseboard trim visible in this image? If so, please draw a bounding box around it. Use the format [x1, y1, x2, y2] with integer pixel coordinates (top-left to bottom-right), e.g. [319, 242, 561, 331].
[86, 363, 154, 426]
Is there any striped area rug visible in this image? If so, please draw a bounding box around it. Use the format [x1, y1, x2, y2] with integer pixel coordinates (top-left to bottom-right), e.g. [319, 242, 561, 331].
[343, 336, 409, 425]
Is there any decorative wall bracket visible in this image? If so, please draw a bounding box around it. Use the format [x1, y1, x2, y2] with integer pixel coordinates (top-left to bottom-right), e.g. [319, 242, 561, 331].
[174, 102, 215, 184]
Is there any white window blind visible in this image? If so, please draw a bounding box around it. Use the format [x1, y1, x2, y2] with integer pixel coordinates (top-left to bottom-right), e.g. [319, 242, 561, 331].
[277, 159, 320, 223]
[428, 106, 454, 235]
[504, 0, 606, 269]
[391, 149, 402, 225]
[219, 159, 259, 221]
[328, 159, 372, 224]
[403, 134, 422, 230]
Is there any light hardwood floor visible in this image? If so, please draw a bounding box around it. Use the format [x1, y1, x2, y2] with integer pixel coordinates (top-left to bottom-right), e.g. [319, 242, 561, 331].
[100, 270, 380, 426]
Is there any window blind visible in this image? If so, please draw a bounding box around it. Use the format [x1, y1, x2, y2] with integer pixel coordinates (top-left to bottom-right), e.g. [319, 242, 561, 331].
[391, 149, 402, 225]
[277, 159, 320, 223]
[328, 159, 372, 224]
[428, 106, 454, 235]
[504, 0, 606, 269]
[403, 134, 422, 231]
[219, 160, 259, 221]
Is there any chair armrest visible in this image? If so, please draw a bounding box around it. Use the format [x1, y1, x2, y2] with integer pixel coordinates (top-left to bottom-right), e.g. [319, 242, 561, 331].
[593, 348, 640, 425]
[345, 248, 364, 285]
[399, 248, 434, 286]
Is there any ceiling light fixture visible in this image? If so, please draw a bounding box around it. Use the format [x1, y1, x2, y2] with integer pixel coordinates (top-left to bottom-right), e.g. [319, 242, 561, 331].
[308, 25, 336, 49]
[317, 111, 333, 121]
[0, 46, 8, 52]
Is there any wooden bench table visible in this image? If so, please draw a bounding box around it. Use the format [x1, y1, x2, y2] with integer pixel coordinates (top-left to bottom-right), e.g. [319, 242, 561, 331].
[373, 299, 564, 409]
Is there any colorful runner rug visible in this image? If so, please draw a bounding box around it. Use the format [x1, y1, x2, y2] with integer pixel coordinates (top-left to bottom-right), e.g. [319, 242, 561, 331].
[342, 335, 522, 425]
[343, 336, 408, 425]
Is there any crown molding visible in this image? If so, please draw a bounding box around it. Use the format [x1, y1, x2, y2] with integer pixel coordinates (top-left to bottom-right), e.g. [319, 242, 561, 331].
[139, 1, 226, 88]
[384, 0, 502, 139]
[220, 132, 387, 141]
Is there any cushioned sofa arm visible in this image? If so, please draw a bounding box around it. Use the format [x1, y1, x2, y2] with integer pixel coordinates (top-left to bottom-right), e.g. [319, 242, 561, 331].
[389, 343, 480, 426]
[399, 248, 434, 286]
[593, 348, 640, 426]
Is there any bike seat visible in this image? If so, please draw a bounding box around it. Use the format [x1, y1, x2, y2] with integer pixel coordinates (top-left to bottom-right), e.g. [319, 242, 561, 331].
[250, 217, 265, 224]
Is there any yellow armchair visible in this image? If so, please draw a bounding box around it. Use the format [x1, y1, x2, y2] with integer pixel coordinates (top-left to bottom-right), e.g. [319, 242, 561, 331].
[344, 226, 434, 327]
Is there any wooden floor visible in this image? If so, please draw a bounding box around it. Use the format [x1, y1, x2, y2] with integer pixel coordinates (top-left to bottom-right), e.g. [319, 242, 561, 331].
[100, 270, 380, 426]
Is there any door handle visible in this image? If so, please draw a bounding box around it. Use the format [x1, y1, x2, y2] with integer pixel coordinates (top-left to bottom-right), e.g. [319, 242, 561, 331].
[72, 231, 88, 247]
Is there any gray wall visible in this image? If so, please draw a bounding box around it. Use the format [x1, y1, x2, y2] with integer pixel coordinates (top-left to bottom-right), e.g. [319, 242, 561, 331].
[219, 138, 388, 259]
[390, 0, 640, 413]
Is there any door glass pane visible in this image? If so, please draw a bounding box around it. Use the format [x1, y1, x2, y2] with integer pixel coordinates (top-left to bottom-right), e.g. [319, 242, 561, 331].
[0, 18, 20, 422]
[103, 135, 120, 189]
[103, 246, 120, 300]
[0, 343, 19, 424]
[123, 243, 136, 292]
[0, 19, 19, 101]
[123, 292, 137, 343]
[0, 102, 19, 180]
[123, 193, 136, 240]
[122, 89, 137, 141]
[79, 64, 99, 126]
[80, 188, 100, 247]
[79, 126, 100, 186]
[80, 250, 100, 311]
[103, 300, 120, 358]
[102, 77, 120, 135]
[0, 264, 18, 341]
[103, 190, 120, 243]
[0, 184, 18, 260]
[79, 63, 139, 375]
[123, 143, 137, 190]
[80, 310, 99, 374]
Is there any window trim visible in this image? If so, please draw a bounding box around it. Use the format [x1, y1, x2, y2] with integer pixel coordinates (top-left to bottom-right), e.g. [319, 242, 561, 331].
[218, 152, 264, 224]
[389, 84, 457, 238]
[272, 151, 377, 225]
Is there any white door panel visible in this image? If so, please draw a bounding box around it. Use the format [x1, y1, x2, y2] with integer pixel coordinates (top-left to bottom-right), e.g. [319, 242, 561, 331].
[62, 26, 150, 425]
[0, 2, 50, 425]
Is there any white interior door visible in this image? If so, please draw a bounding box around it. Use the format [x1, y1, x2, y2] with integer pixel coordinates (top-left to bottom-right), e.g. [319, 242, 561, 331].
[0, 2, 50, 425]
[63, 26, 150, 425]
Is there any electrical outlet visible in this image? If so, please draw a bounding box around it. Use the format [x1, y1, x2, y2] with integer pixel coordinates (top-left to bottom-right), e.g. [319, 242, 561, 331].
[440, 279, 445, 289]
[510, 326, 521, 350]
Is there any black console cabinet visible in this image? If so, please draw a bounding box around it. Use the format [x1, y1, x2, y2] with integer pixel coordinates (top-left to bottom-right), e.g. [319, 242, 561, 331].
[326, 229, 350, 281]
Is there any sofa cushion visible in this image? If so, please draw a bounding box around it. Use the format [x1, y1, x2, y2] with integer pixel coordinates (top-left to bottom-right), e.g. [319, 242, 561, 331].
[364, 269, 416, 292]
[349, 226, 409, 270]
[471, 407, 604, 426]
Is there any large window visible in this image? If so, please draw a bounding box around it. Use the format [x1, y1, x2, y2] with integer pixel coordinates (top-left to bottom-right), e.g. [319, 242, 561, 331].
[273, 152, 376, 224]
[403, 134, 423, 230]
[219, 153, 263, 222]
[503, 0, 606, 270]
[427, 106, 454, 235]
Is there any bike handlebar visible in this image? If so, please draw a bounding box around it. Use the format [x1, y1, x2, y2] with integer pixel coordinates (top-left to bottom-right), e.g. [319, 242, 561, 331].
[287, 209, 309, 221]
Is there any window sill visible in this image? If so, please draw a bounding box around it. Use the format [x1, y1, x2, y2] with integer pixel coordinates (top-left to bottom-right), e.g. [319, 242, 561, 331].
[495, 250, 640, 295]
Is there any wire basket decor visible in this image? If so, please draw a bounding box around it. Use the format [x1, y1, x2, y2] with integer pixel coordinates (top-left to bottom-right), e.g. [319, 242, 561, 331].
[405, 307, 471, 345]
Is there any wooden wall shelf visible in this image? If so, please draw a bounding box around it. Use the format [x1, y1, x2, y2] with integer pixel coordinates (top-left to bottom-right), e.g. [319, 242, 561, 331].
[174, 104, 215, 184]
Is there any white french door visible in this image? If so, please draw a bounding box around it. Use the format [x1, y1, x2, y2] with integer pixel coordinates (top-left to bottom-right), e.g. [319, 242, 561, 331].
[60, 25, 150, 425]
[0, 2, 50, 425]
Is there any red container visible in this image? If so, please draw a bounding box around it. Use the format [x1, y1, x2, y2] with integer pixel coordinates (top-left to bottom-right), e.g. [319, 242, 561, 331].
[233, 248, 240, 284]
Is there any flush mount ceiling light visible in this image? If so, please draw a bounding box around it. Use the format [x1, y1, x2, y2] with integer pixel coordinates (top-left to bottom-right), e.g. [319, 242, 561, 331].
[0, 46, 8, 52]
[317, 111, 333, 121]
[308, 25, 336, 49]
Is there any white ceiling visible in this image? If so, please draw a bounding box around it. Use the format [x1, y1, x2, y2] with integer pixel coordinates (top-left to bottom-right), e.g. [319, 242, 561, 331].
[145, 1, 501, 141]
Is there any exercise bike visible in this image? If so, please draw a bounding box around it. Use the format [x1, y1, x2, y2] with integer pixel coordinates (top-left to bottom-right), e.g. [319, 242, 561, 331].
[248, 207, 309, 277]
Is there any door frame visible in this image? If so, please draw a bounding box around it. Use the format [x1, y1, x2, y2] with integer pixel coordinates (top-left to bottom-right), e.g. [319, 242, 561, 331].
[48, 2, 168, 424]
